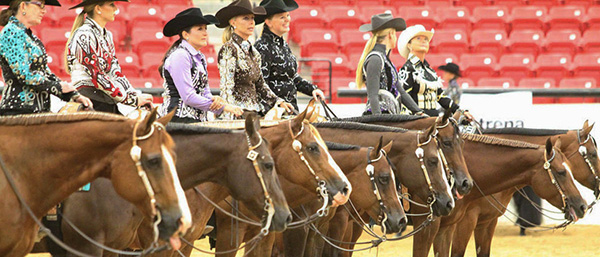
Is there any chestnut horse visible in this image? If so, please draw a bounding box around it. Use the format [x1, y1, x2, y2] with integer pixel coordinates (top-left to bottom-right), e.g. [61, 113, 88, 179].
[45, 114, 290, 256]
[450, 121, 598, 257]
[411, 135, 587, 257]
[0, 110, 191, 256]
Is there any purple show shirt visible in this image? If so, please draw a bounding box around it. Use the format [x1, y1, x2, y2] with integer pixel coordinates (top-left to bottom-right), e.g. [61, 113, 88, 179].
[164, 40, 223, 114]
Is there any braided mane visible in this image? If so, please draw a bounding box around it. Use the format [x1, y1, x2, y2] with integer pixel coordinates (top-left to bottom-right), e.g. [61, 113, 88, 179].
[0, 112, 126, 126]
[462, 133, 540, 149]
[340, 114, 426, 123]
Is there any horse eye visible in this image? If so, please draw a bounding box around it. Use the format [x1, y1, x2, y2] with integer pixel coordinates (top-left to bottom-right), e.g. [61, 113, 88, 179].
[557, 170, 567, 176]
[427, 158, 438, 166]
[378, 175, 390, 185]
[146, 157, 162, 168]
[307, 144, 320, 154]
[263, 162, 274, 171]
[443, 141, 453, 147]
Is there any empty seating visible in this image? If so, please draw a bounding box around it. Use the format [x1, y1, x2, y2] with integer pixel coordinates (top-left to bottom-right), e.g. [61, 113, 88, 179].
[460, 53, 497, 83]
[472, 6, 509, 31]
[430, 30, 469, 54]
[456, 0, 490, 11]
[324, 6, 364, 32]
[519, 77, 557, 103]
[456, 78, 475, 88]
[128, 77, 160, 89]
[127, 4, 164, 31]
[547, 6, 585, 31]
[290, 6, 326, 43]
[130, 27, 171, 55]
[580, 30, 600, 53]
[572, 53, 600, 84]
[116, 52, 141, 77]
[339, 29, 371, 57]
[510, 6, 547, 31]
[558, 77, 597, 103]
[535, 53, 573, 84]
[436, 6, 471, 32]
[426, 53, 459, 71]
[470, 29, 507, 58]
[400, 6, 437, 28]
[478, 77, 515, 88]
[360, 6, 396, 19]
[508, 29, 544, 56]
[300, 29, 339, 57]
[497, 53, 535, 84]
[543, 29, 581, 55]
[584, 6, 600, 29]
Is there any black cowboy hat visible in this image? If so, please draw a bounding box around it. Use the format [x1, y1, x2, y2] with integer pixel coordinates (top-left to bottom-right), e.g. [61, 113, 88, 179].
[163, 8, 219, 37]
[215, 0, 266, 28]
[254, 0, 298, 24]
[359, 13, 406, 32]
[0, 0, 61, 7]
[438, 62, 462, 77]
[69, 0, 129, 10]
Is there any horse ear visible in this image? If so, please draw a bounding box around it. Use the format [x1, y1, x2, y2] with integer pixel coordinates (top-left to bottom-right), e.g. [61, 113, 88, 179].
[555, 136, 562, 150]
[452, 110, 461, 121]
[583, 120, 594, 137]
[584, 120, 589, 129]
[376, 136, 384, 153]
[382, 140, 394, 154]
[441, 108, 452, 123]
[139, 108, 159, 134]
[291, 102, 310, 133]
[426, 120, 437, 137]
[245, 112, 260, 143]
[545, 138, 553, 156]
[157, 109, 175, 126]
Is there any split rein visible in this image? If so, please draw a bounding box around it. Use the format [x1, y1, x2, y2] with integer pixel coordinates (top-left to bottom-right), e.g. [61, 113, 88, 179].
[0, 117, 169, 257]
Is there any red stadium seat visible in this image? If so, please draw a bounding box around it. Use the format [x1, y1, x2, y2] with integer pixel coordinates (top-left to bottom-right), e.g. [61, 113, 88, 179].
[388, 0, 422, 7]
[360, 6, 396, 18]
[580, 30, 600, 53]
[456, 78, 475, 89]
[470, 29, 507, 58]
[527, 0, 560, 8]
[558, 78, 597, 103]
[330, 76, 360, 103]
[140, 52, 164, 71]
[460, 53, 497, 84]
[508, 29, 544, 56]
[163, 4, 192, 16]
[510, 6, 547, 31]
[535, 53, 573, 84]
[562, 0, 594, 6]
[131, 27, 171, 55]
[106, 19, 127, 45]
[290, 6, 327, 43]
[572, 53, 600, 84]
[584, 6, 600, 29]
[424, 0, 453, 8]
[116, 52, 141, 78]
[436, 7, 471, 33]
[39, 28, 71, 57]
[400, 6, 437, 29]
[456, 0, 491, 11]
[46, 52, 62, 75]
[310, 53, 352, 78]
[313, 0, 354, 6]
[498, 54, 535, 84]
[128, 78, 160, 89]
[324, 6, 364, 31]
[340, 29, 371, 57]
[300, 29, 339, 57]
[152, 0, 192, 6]
[547, 6, 585, 31]
[49, 8, 78, 27]
[543, 29, 581, 55]
[142, 64, 163, 83]
[518, 77, 557, 103]
[127, 4, 164, 31]
[472, 6, 509, 31]
[477, 77, 515, 88]
[430, 30, 469, 54]
[426, 53, 459, 71]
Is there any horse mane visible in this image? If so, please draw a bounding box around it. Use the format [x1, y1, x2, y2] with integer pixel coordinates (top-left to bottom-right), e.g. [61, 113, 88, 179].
[166, 123, 234, 134]
[0, 112, 127, 126]
[339, 114, 426, 123]
[313, 121, 408, 133]
[325, 141, 361, 151]
[193, 120, 282, 129]
[462, 133, 540, 149]
[483, 128, 569, 136]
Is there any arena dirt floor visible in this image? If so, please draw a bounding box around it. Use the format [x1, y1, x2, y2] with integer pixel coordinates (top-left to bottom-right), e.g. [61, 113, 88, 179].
[27, 224, 600, 257]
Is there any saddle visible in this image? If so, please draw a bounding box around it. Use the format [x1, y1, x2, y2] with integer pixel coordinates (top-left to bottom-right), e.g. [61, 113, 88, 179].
[57, 102, 87, 113]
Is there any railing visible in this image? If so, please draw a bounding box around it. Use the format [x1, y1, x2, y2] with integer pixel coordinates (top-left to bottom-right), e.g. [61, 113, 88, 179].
[297, 58, 332, 101]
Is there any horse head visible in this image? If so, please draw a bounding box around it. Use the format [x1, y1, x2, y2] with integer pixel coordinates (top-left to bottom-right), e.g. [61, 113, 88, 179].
[567, 120, 600, 198]
[364, 138, 407, 234]
[236, 113, 291, 232]
[531, 138, 587, 222]
[436, 109, 472, 199]
[111, 108, 191, 249]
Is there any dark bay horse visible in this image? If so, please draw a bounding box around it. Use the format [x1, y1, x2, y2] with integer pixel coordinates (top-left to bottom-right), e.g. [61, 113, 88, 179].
[285, 140, 407, 257]
[450, 121, 598, 257]
[0, 110, 190, 256]
[341, 110, 473, 198]
[46, 114, 290, 256]
[412, 134, 587, 257]
[313, 121, 456, 217]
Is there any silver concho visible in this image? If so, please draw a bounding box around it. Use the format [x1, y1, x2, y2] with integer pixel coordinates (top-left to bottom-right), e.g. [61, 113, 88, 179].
[415, 147, 424, 158]
[579, 145, 588, 156]
[247, 150, 259, 161]
[292, 140, 302, 152]
[543, 161, 551, 170]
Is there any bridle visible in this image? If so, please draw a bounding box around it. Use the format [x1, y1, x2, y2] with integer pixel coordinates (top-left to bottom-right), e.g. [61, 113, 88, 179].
[289, 120, 330, 217]
[572, 130, 600, 201]
[365, 147, 391, 235]
[543, 148, 570, 214]
[415, 130, 439, 209]
[244, 131, 276, 236]
[433, 117, 459, 194]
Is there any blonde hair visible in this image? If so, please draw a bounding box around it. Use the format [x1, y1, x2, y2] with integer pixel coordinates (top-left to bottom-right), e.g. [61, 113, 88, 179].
[222, 25, 234, 43]
[355, 28, 395, 89]
[64, 4, 97, 73]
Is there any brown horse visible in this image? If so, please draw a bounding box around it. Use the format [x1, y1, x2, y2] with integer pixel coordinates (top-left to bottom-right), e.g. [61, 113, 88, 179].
[313, 120, 456, 217]
[411, 135, 587, 257]
[0, 110, 190, 256]
[340, 110, 473, 198]
[287, 140, 407, 257]
[46, 114, 289, 256]
[450, 121, 598, 257]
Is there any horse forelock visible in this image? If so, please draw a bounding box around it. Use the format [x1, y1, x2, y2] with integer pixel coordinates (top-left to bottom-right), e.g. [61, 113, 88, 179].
[462, 134, 540, 149]
[0, 112, 127, 126]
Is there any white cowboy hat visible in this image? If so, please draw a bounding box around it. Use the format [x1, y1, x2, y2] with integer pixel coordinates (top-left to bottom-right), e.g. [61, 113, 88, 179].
[397, 24, 434, 59]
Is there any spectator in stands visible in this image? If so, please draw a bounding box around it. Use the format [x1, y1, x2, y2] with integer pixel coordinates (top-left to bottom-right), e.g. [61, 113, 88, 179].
[65, 0, 152, 114]
[438, 62, 462, 105]
[356, 13, 424, 116]
[215, 0, 294, 120]
[398, 25, 473, 119]
[254, 0, 325, 111]
[0, 0, 92, 116]
[158, 8, 243, 123]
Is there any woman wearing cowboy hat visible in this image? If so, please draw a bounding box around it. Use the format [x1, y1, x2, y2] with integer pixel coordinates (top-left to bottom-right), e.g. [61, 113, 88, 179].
[397, 25, 473, 119]
[65, 0, 153, 114]
[356, 13, 424, 116]
[0, 0, 92, 115]
[254, 0, 325, 111]
[216, 0, 294, 120]
[158, 7, 243, 123]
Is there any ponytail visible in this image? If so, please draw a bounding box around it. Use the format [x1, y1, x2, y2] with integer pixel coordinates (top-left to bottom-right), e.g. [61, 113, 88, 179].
[158, 38, 183, 77]
[355, 28, 394, 89]
[64, 4, 96, 73]
[0, 0, 25, 26]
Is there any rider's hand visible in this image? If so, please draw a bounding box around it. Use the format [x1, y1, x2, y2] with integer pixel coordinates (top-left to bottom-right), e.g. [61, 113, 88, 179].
[60, 81, 76, 93]
[312, 89, 326, 102]
[279, 102, 294, 113]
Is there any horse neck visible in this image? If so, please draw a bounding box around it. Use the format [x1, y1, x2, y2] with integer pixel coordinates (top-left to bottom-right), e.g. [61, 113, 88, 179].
[377, 117, 435, 130]
[172, 132, 246, 190]
[2, 120, 131, 217]
[464, 141, 543, 200]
